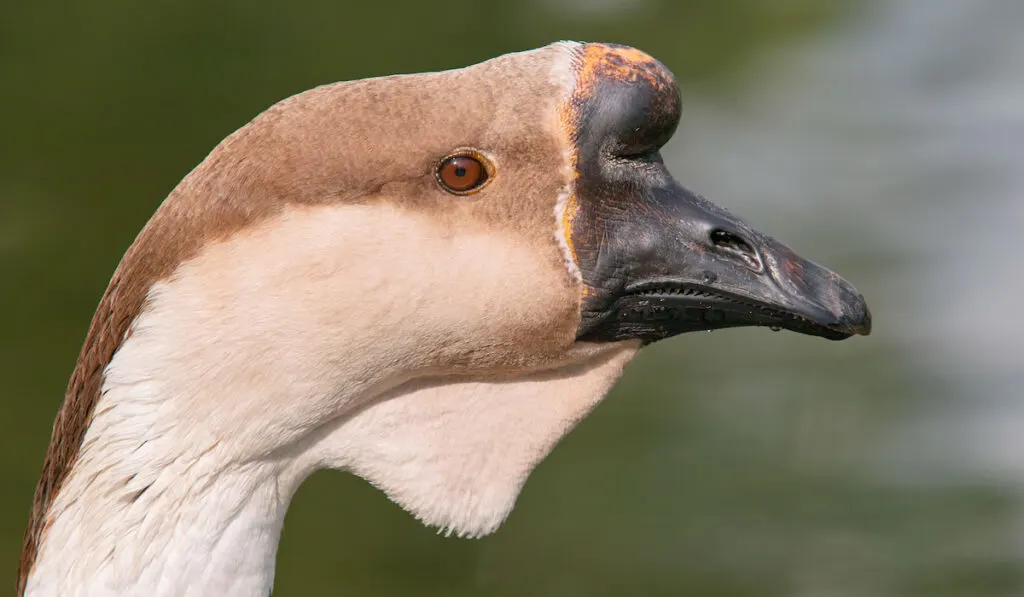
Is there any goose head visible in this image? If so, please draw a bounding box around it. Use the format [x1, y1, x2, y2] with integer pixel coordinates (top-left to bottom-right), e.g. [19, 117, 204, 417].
[21, 42, 869, 596]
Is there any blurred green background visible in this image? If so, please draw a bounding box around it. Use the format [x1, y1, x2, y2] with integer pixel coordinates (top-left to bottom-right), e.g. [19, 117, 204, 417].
[3, 0, 1023, 595]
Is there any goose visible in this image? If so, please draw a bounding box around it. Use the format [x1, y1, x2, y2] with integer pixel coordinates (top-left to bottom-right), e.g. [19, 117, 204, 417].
[18, 42, 870, 597]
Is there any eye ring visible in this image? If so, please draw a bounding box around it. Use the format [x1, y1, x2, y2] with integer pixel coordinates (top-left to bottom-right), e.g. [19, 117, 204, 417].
[435, 149, 493, 195]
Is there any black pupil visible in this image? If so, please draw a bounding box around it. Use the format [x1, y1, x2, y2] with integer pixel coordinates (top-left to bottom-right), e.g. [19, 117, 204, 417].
[454, 165, 467, 177]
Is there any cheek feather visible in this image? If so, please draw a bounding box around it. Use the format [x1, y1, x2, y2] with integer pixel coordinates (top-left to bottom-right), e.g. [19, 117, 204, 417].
[554, 186, 583, 284]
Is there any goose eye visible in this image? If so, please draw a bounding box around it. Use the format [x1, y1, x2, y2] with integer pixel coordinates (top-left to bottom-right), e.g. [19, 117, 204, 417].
[437, 154, 488, 194]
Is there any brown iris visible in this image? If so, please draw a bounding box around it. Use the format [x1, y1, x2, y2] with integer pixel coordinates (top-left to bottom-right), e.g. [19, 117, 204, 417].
[436, 153, 489, 194]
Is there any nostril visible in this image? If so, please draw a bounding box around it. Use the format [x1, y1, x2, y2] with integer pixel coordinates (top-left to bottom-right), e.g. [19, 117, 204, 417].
[710, 229, 762, 272]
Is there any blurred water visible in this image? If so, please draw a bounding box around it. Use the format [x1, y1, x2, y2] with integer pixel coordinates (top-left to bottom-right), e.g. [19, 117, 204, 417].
[670, 0, 1024, 482]
[630, 1, 1024, 593]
